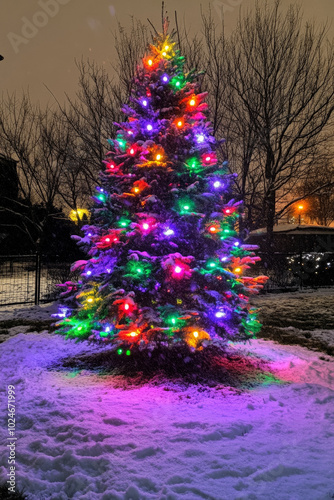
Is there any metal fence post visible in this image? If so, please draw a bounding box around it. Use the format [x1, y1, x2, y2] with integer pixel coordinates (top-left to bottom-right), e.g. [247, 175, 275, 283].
[35, 253, 41, 305]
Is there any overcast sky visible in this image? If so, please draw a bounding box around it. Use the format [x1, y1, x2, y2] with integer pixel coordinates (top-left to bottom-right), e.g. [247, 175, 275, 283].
[0, 0, 333, 104]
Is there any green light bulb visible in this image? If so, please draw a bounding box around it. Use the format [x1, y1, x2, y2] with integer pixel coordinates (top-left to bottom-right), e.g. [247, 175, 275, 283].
[117, 138, 126, 151]
[117, 348, 123, 355]
[126, 350, 131, 356]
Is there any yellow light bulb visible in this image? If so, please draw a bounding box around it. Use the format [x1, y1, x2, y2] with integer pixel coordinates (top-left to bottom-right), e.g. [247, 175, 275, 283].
[162, 52, 167, 57]
[87, 298, 94, 303]
[130, 331, 137, 337]
[190, 99, 196, 106]
[193, 331, 199, 338]
[156, 154, 162, 161]
[134, 187, 139, 193]
[164, 45, 169, 50]
[148, 59, 153, 66]
[234, 267, 242, 274]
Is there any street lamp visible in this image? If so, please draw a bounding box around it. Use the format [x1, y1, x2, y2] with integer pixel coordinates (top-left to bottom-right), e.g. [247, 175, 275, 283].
[297, 204, 304, 225]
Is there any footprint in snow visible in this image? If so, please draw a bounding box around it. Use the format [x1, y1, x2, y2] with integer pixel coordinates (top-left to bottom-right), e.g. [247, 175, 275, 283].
[173, 421, 206, 429]
[103, 417, 128, 426]
[132, 446, 164, 459]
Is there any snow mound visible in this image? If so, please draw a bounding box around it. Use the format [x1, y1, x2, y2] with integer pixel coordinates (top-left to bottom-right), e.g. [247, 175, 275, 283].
[0, 332, 333, 500]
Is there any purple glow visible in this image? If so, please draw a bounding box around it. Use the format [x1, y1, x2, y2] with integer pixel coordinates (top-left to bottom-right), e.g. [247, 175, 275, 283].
[142, 99, 148, 107]
[88, 233, 92, 237]
[86, 271, 92, 276]
[213, 181, 221, 188]
[146, 124, 153, 131]
[163, 228, 174, 236]
[221, 256, 228, 262]
[234, 241, 240, 247]
[162, 74, 169, 83]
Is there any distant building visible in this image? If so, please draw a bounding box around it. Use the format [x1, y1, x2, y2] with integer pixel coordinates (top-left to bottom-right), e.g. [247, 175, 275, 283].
[0, 154, 19, 202]
[247, 224, 334, 253]
[0, 155, 19, 251]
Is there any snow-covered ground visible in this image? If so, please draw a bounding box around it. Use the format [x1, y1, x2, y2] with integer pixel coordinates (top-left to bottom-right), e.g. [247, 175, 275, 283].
[253, 288, 334, 353]
[0, 294, 333, 500]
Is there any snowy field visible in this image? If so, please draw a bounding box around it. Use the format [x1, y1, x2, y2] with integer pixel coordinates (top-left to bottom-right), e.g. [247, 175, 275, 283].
[254, 288, 334, 354]
[0, 293, 333, 500]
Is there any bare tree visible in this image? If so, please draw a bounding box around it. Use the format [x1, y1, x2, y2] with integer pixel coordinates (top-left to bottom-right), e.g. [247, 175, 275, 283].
[0, 92, 71, 249]
[297, 159, 334, 226]
[53, 20, 150, 184]
[215, 1, 334, 252]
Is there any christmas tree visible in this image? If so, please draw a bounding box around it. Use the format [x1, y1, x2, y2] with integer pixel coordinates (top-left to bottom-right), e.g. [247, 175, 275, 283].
[55, 32, 267, 355]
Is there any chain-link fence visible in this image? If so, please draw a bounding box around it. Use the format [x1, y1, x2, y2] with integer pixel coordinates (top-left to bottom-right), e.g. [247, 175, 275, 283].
[0, 255, 71, 306]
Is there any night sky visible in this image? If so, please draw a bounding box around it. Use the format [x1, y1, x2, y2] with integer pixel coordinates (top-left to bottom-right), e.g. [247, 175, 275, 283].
[0, 0, 333, 104]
